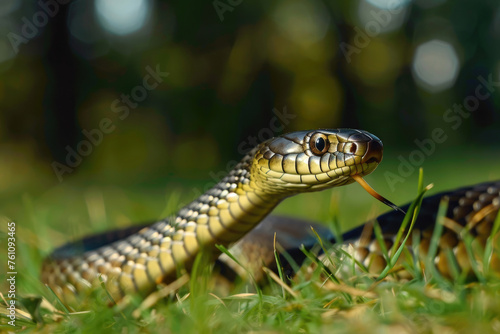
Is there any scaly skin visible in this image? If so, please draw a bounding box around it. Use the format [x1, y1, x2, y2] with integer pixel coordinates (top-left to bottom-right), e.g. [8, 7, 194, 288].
[221, 181, 500, 282]
[41, 129, 384, 304]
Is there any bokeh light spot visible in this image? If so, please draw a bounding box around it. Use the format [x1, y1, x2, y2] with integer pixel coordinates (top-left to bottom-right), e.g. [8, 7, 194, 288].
[365, 0, 411, 10]
[95, 0, 152, 36]
[358, 0, 410, 33]
[412, 39, 459, 92]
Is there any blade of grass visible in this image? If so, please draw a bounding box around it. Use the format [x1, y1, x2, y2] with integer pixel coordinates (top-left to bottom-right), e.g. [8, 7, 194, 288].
[298, 245, 353, 303]
[337, 247, 369, 275]
[328, 192, 343, 244]
[444, 247, 461, 281]
[273, 233, 286, 298]
[425, 198, 448, 283]
[310, 226, 340, 284]
[377, 182, 433, 280]
[389, 168, 425, 256]
[44, 285, 70, 314]
[417, 168, 424, 193]
[372, 221, 390, 265]
[482, 207, 500, 277]
[216, 244, 262, 297]
[410, 230, 423, 281]
[277, 246, 302, 278]
[462, 233, 486, 284]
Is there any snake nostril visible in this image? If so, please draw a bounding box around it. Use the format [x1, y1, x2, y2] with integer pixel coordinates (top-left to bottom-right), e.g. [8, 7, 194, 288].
[361, 140, 383, 164]
[349, 143, 357, 154]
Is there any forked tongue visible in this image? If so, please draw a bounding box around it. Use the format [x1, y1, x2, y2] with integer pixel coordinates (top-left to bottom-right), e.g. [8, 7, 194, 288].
[352, 175, 406, 214]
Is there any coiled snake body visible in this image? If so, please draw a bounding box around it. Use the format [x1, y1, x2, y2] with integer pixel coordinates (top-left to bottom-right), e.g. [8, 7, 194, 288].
[222, 181, 500, 282]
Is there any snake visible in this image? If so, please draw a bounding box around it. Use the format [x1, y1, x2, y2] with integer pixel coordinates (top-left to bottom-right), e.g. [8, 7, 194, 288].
[42, 129, 386, 304]
[41, 129, 500, 306]
[219, 180, 500, 283]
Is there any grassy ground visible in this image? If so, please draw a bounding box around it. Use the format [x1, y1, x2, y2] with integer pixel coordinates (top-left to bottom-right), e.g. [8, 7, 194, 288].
[1, 147, 500, 333]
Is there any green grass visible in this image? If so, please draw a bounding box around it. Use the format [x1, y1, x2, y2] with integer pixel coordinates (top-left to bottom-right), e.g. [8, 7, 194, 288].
[2, 148, 500, 333]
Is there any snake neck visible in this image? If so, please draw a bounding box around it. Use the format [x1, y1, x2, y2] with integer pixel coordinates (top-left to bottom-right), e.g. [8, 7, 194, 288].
[171, 147, 283, 248]
[41, 148, 285, 301]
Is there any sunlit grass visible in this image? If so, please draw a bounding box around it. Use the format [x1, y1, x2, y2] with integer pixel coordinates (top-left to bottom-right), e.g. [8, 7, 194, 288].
[2, 169, 500, 333]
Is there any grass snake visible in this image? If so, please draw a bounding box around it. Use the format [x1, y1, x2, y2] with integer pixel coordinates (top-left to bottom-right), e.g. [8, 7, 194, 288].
[42, 129, 385, 304]
[41, 129, 500, 305]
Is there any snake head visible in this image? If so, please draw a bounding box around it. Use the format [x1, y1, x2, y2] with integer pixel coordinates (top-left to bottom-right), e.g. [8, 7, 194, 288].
[251, 129, 383, 195]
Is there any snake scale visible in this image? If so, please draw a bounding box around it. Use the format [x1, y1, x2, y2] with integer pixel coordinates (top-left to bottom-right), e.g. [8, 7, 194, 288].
[221, 181, 500, 283]
[41, 129, 500, 305]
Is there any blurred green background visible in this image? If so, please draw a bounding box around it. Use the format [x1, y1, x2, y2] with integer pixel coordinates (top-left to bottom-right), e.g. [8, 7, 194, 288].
[0, 0, 500, 264]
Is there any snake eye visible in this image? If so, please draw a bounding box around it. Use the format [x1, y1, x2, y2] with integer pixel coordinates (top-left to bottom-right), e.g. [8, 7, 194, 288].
[310, 133, 330, 155]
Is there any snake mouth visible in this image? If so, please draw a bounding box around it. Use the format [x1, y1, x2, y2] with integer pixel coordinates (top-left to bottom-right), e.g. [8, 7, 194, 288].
[360, 159, 379, 174]
[348, 136, 383, 179]
[364, 157, 379, 164]
[349, 139, 404, 213]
